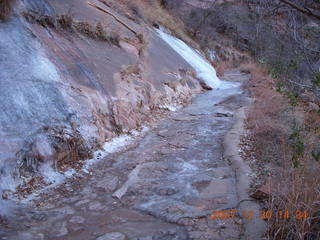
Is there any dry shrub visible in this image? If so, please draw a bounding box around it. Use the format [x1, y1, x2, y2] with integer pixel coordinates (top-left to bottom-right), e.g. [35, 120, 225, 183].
[244, 62, 320, 239]
[0, 0, 15, 20]
[23, 11, 121, 46]
[122, 0, 198, 48]
[246, 88, 291, 164]
[51, 128, 93, 172]
[16, 176, 48, 197]
[58, 14, 73, 29]
[95, 22, 108, 41]
[240, 63, 269, 84]
[268, 168, 320, 240]
[75, 21, 96, 38]
[137, 33, 148, 56]
[242, 63, 285, 127]
[107, 31, 120, 47]
[121, 64, 141, 78]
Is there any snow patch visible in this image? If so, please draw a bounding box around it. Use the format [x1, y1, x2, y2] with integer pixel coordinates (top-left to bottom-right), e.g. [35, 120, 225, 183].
[159, 104, 179, 112]
[83, 126, 149, 170]
[156, 28, 222, 89]
[17, 127, 149, 202]
[40, 162, 65, 184]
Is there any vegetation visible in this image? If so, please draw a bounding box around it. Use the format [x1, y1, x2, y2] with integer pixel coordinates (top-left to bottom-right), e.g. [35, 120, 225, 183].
[123, 0, 198, 48]
[180, 3, 320, 236]
[240, 63, 320, 240]
[0, 0, 15, 20]
[23, 11, 121, 46]
[314, 72, 320, 87]
[172, 0, 320, 98]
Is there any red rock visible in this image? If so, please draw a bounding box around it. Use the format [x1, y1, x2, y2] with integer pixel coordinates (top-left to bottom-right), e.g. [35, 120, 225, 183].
[250, 178, 283, 200]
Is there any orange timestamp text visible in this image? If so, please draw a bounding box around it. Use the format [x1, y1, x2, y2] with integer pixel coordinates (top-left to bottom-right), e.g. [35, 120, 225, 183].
[210, 209, 309, 220]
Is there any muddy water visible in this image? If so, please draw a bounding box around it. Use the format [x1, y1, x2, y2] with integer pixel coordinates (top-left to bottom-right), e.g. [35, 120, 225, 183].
[1, 71, 252, 240]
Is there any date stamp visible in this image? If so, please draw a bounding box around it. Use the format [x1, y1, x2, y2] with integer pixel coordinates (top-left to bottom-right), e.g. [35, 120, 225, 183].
[210, 210, 309, 220]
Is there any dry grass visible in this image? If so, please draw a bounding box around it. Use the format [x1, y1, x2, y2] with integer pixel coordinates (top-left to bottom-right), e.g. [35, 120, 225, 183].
[0, 0, 15, 20]
[122, 0, 198, 48]
[242, 62, 320, 239]
[51, 128, 93, 172]
[23, 11, 121, 46]
[268, 170, 320, 240]
[137, 33, 148, 56]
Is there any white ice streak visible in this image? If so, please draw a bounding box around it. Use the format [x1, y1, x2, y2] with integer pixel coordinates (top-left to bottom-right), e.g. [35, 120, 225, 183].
[83, 126, 149, 170]
[156, 28, 222, 89]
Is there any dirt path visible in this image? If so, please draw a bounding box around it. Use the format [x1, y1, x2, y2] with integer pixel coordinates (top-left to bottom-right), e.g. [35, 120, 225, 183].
[1, 70, 265, 240]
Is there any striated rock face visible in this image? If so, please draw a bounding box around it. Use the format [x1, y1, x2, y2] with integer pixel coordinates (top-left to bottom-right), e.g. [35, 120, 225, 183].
[0, 0, 203, 194]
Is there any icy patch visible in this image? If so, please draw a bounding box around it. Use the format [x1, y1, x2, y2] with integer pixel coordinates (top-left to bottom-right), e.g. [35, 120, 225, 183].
[181, 162, 198, 172]
[208, 49, 217, 62]
[159, 105, 178, 112]
[83, 126, 149, 170]
[0, 199, 16, 217]
[156, 27, 221, 89]
[18, 127, 149, 202]
[0, 174, 17, 192]
[40, 162, 65, 185]
[32, 50, 61, 83]
[112, 163, 145, 199]
[176, 158, 198, 174]
[218, 80, 241, 90]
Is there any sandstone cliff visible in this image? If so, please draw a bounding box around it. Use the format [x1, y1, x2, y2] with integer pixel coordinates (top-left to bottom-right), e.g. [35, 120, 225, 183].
[0, 0, 205, 194]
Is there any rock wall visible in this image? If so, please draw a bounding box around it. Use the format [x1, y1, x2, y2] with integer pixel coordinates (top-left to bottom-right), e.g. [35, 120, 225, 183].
[164, 0, 252, 63]
[0, 0, 203, 193]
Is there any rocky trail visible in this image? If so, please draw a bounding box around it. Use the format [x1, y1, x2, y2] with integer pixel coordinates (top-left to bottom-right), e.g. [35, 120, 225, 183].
[1, 70, 265, 240]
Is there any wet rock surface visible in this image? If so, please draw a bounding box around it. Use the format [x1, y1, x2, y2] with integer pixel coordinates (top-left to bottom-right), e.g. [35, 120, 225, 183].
[1, 71, 251, 240]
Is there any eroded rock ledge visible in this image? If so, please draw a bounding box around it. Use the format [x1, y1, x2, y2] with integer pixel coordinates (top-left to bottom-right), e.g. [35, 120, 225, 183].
[0, 0, 205, 196]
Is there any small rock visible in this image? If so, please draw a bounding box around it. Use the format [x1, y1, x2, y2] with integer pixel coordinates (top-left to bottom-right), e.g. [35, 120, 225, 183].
[54, 206, 75, 215]
[250, 179, 282, 200]
[167, 206, 184, 215]
[96, 232, 127, 240]
[75, 199, 90, 206]
[55, 222, 68, 237]
[177, 217, 194, 226]
[199, 80, 213, 90]
[250, 188, 269, 200]
[164, 81, 179, 91]
[138, 237, 153, 240]
[300, 92, 316, 102]
[214, 112, 233, 117]
[157, 187, 178, 196]
[308, 102, 319, 111]
[240, 69, 251, 74]
[2, 189, 14, 200]
[96, 177, 119, 192]
[88, 201, 104, 211]
[69, 216, 85, 224]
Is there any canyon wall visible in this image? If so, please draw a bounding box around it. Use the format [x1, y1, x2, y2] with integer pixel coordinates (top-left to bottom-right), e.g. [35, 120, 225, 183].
[0, 0, 204, 193]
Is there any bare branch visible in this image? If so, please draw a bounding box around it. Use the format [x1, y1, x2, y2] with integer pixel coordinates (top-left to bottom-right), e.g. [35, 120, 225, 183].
[279, 0, 320, 20]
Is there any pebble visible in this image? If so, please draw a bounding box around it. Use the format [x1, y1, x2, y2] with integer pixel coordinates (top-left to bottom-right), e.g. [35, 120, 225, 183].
[69, 216, 85, 224]
[96, 232, 127, 240]
[166, 206, 184, 215]
[88, 201, 104, 211]
[55, 222, 68, 237]
[75, 199, 90, 206]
